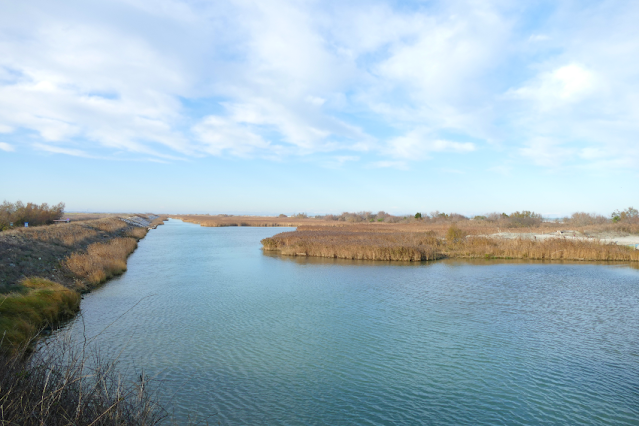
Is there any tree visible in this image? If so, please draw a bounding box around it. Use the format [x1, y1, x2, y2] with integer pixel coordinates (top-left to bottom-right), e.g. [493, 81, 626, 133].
[414, 212, 422, 219]
[612, 207, 639, 223]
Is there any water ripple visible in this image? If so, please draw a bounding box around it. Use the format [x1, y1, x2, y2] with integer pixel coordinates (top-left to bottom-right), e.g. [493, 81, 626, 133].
[46, 220, 639, 425]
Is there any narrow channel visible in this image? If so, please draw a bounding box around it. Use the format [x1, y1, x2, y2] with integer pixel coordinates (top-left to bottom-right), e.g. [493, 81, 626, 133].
[47, 219, 639, 425]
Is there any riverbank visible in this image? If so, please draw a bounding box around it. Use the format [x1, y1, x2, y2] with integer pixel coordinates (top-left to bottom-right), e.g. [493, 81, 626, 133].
[261, 224, 639, 263]
[0, 215, 166, 351]
[1, 214, 168, 425]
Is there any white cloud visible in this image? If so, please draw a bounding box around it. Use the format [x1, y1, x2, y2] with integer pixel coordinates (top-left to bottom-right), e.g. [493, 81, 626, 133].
[32, 143, 92, 158]
[192, 116, 273, 158]
[529, 34, 550, 42]
[0, 142, 15, 152]
[388, 129, 475, 160]
[0, 0, 638, 172]
[519, 138, 575, 168]
[321, 155, 359, 169]
[368, 160, 408, 170]
[507, 64, 597, 109]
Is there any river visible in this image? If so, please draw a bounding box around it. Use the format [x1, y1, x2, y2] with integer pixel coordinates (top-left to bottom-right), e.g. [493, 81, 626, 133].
[46, 219, 639, 425]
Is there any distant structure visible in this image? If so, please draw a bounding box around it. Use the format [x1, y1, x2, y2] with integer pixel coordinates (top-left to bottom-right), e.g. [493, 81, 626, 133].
[53, 218, 71, 223]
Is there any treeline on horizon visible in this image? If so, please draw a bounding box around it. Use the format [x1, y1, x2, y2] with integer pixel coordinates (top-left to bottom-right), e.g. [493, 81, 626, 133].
[285, 207, 639, 228]
[0, 200, 65, 230]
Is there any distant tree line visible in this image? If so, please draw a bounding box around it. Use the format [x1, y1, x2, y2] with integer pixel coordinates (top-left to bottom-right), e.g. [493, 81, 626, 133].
[312, 207, 638, 228]
[0, 201, 65, 231]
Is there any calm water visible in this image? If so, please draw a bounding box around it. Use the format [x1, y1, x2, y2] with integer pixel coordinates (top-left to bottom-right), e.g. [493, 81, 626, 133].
[48, 219, 639, 425]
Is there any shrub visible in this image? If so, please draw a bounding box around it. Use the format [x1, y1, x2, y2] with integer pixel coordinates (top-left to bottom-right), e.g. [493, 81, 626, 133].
[570, 212, 608, 226]
[415, 212, 422, 219]
[0, 201, 65, 230]
[612, 207, 639, 224]
[446, 225, 466, 243]
[507, 211, 543, 228]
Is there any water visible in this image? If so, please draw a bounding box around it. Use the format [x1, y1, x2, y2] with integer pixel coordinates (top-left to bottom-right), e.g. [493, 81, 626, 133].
[48, 219, 639, 425]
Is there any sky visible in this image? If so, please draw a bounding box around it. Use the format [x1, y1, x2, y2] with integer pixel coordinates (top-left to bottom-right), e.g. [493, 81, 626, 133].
[0, 0, 638, 216]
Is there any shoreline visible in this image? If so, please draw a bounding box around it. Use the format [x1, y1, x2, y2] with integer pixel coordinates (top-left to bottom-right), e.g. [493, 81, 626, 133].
[0, 215, 166, 351]
[261, 228, 639, 264]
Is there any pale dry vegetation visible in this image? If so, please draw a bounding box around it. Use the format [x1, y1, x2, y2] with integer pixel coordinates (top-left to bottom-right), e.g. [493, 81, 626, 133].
[262, 229, 442, 261]
[177, 209, 638, 263]
[64, 238, 139, 287]
[263, 227, 639, 263]
[3, 217, 132, 248]
[126, 227, 150, 240]
[92, 218, 129, 233]
[0, 335, 166, 425]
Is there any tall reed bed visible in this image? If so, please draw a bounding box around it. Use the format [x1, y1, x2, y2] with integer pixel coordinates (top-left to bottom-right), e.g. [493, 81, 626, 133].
[0, 278, 80, 351]
[64, 238, 139, 287]
[456, 236, 639, 261]
[262, 230, 443, 261]
[263, 229, 639, 263]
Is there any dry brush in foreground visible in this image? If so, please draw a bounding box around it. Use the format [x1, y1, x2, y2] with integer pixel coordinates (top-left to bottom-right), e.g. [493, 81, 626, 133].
[1, 334, 166, 425]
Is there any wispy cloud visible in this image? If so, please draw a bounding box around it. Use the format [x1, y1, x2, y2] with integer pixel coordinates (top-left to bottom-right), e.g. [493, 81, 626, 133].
[0, 142, 15, 152]
[0, 0, 638, 172]
[32, 143, 93, 158]
[368, 160, 408, 170]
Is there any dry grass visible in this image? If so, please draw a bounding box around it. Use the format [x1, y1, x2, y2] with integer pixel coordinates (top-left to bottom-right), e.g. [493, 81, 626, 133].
[127, 227, 150, 240]
[176, 214, 638, 263]
[3, 218, 131, 248]
[64, 212, 124, 221]
[455, 236, 639, 261]
[91, 218, 129, 233]
[176, 214, 638, 237]
[0, 278, 80, 352]
[262, 230, 442, 261]
[263, 226, 639, 263]
[64, 238, 139, 287]
[7, 222, 99, 247]
[149, 216, 168, 228]
[0, 334, 166, 425]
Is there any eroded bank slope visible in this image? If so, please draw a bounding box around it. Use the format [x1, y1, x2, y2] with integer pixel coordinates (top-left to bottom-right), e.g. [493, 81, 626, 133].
[1, 215, 166, 350]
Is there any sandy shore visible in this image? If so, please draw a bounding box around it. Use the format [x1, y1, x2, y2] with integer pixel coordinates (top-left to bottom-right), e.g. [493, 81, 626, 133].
[485, 230, 639, 248]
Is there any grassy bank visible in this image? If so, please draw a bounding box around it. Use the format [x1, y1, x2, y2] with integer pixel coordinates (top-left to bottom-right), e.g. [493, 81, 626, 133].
[0, 215, 168, 424]
[0, 215, 166, 351]
[0, 278, 80, 351]
[262, 226, 639, 263]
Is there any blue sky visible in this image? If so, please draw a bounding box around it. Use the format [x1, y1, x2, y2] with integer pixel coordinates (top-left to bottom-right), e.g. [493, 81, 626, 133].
[0, 0, 637, 216]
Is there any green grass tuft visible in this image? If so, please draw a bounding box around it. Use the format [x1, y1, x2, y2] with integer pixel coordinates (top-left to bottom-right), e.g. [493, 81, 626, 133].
[0, 277, 80, 352]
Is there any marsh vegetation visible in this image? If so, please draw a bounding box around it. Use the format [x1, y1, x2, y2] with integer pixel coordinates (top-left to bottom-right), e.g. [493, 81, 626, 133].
[258, 209, 639, 262]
